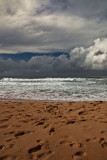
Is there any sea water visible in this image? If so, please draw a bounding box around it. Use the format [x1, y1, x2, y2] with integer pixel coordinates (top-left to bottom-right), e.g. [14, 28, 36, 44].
[0, 77, 107, 101]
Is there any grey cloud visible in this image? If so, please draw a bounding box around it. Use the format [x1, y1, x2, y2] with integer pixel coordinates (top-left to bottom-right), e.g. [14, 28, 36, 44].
[94, 51, 104, 56]
[0, 38, 107, 78]
[0, 55, 71, 78]
[0, 0, 107, 53]
[50, 0, 107, 19]
[52, 55, 71, 73]
[0, 0, 107, 78]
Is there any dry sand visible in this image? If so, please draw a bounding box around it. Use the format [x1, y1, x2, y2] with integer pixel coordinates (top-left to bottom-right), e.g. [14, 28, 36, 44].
[0, 101, 107, 160]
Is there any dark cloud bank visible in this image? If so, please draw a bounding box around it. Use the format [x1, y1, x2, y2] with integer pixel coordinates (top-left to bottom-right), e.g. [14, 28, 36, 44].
[0, 38, 107, 78]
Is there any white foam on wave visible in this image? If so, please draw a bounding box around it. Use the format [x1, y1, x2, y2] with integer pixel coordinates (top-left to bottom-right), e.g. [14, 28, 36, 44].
[0, 77, 107, 101]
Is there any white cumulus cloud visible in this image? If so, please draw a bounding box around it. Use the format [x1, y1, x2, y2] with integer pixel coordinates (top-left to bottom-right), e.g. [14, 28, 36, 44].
[70, 37, 107, 70]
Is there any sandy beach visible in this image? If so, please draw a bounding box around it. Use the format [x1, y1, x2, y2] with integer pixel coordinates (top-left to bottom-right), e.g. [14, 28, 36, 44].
[0, 101, 107, 160]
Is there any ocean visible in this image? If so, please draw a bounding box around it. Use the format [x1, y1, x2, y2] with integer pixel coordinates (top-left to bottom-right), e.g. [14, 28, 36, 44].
[0, 77, 107, 101]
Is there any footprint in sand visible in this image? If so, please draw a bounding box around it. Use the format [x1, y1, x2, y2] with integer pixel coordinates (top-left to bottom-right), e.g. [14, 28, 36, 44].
[0, 118, 9, 123]
[0, 155, 8, 160]
[15, 131, 26, 137]
[72, 151, 87, 160]
[36, 139, 41, 143]
[25, 114, 32, 117]
[6, 139, 13, 142]
[0, 155, 18, 160]
[28, 144, 42, 154]
[44, 123, 49, 128]
[0, 124, 9, 129]
[78, 119, 87, 122]
[98, 101, 103, 104]
[36, 121, 44, 126]
[69, 142, 84, 148]
[7, 144, 14, 149]
[29, 150, 52, 160]
[36, 118, 47, 126]
[78, 111, 86, 115]
[66, 120, 75, 124]
[4, 131, 14, 135]
[10, 106, 15, 109]
[67, 109, 73, 113]
[0, 143, 14, 152]
[28, 141, 53, 160]
[59, 136, 85, 149]
[49, 127, 55, 135]
[0, 115, 12, 125]
[85, 137, 98, 142]
[45, 105, 59, 115]
[59, 140, 66, 144]
[101, 131, 105, 134]
[100, 121, 107, 124]
[0, 145, 4, 150]
[14, 130, 33, 138]
[99, 137, 107, 148]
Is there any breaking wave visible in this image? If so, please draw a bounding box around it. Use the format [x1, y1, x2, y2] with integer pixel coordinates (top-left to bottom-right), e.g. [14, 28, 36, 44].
[0, 77, 107, 101]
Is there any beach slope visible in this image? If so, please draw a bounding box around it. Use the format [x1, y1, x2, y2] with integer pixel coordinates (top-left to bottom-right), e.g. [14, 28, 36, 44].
[0, 101, 107, 160]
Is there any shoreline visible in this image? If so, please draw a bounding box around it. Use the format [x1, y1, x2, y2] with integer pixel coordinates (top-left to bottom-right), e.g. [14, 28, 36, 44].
[0, 101, 107, 160]
[0, 99, 107, 102]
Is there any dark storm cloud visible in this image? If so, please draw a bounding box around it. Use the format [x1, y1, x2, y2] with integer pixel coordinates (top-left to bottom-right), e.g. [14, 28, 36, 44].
[0, 55, 71, 78]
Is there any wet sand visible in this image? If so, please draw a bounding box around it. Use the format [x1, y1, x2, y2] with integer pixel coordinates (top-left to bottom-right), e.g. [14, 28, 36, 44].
[0, 101, 107, 160]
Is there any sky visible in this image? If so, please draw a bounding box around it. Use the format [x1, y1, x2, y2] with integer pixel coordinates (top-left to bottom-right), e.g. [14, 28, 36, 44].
[0, 0, 107, 77]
